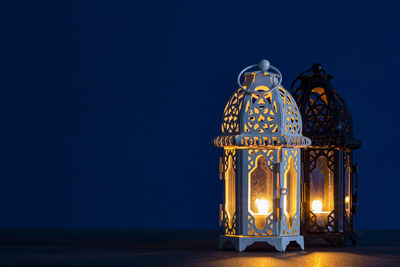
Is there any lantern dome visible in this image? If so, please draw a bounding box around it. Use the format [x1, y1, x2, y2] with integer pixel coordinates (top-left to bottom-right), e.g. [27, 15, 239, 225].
[214, 61, 311, 148]
[290, 64, 361, 149]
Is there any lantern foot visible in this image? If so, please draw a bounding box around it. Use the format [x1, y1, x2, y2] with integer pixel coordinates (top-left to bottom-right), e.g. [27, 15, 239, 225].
[218, 235, 304, 252]
[266, 236, 304, 252]
[218, 235, 253, 252]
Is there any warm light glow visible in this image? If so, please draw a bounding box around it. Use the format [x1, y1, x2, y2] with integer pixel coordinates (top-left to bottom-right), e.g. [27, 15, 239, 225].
[312, 200, 323, 213]
[345, 196, 350, 203]
[255, 198, 270, 215]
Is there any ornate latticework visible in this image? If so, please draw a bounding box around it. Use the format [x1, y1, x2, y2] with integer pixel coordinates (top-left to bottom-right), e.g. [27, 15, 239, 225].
[283, 149, 299, 172]
[214, 72, 311, 148]
[291, 67, 360, 149]
[248, 149, 274, 171]
[244, 89, 279, 134]
[224, 149, 237, 172]
[222, 89, 245, 134]
[309, 150, 335, 173]
[327, 211, 336, 231]
[282, 213, 298, 236]
[248, 213, 274, 236]
[223, 211, 237, 235]
[279, 88, 302, 135]
[304, 210, 336, 233]
[306, 211, 319, 233]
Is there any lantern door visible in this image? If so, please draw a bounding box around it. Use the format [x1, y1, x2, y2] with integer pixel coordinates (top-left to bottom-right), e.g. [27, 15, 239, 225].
[303, 149, 340, 233]
[243, 149, 278, 236]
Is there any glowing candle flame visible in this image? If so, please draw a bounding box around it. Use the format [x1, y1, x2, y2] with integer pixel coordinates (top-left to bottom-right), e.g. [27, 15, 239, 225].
[255, 198, 269, 215]
[345, 196, 350, 203]
[312, 200, 322, 213]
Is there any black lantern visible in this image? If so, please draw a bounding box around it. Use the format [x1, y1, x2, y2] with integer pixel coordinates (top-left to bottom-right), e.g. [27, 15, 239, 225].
[291, 64, 361, 246]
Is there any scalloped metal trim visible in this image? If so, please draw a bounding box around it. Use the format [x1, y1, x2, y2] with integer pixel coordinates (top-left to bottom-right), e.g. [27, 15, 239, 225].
[213, 134, 311, 148]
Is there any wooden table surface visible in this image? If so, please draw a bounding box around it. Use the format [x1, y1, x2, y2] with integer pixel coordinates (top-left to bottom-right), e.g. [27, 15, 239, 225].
[0, 229, 399, 266]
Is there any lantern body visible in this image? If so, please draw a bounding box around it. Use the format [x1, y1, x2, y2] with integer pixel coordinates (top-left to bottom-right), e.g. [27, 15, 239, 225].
[291, 66, 360, 246]
[214, 66, 310, 252]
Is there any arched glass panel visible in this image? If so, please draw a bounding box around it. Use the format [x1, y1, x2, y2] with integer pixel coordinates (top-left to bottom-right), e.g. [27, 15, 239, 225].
[225, 155, 235, 228]
[249, 155, 273, 230]
[310, 153, 334, 227]
[284, 156, 297, 229]
[249, 156, 273, 215]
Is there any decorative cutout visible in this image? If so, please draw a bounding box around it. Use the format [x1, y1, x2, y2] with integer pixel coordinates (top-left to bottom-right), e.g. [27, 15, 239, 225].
[223, 211, 237, 235]
[248, 149, 274, 171]
[222, 89, 245, 134]
[224, 149, 237, 172]
[282, 149, 299, 172]
[244, 87, 279, 134]
[248, 213, 274, 236]
[327, 210, 336, 231]
[306, 211, 320, 233]
[279, 87, 302, 135]
[309, 150, 335, 173]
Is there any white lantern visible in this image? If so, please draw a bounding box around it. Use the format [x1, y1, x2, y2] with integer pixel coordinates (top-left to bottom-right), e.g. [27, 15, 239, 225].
[214, 60, 311, 252]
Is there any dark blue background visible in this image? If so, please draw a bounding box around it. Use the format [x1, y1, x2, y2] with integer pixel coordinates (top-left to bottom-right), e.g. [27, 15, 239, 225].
[0, 0, 398, 229]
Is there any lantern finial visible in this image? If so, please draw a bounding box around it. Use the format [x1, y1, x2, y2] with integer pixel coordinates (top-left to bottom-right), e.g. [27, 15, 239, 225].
[258, 59, 270, 72]
[311, 63, 323, 73]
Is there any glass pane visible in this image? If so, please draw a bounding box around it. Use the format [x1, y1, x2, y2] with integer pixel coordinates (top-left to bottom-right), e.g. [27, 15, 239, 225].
[225, 155, 235, 228]
[344, 163, 351, 219]
[310, 154, 334, 227]
[249, 156, 273, 215]
[249, 155, 273, 230]
[284, 156, 297, 229]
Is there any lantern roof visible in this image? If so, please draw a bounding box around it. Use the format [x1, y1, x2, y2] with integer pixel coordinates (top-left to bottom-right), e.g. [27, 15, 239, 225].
[290, 63, 361, 149]
[213, 60, 311, 149]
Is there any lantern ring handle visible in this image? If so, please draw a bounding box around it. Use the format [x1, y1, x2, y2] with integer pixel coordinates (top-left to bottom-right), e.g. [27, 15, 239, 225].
[237, 59, 283, 95]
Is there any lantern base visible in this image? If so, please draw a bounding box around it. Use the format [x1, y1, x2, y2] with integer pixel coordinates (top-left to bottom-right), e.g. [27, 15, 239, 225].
[304, 232, 357, 247]
[218, 235, 304, 252]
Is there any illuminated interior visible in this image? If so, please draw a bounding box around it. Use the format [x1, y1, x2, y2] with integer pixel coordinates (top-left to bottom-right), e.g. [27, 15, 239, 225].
[249, 155, 273, 229]
[225, 155, 235, 229]
[312, 200, 323, 213]
[284, 156, 297, 229]
[310, 156, 334, 218]
[311, 87, 328, 105]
